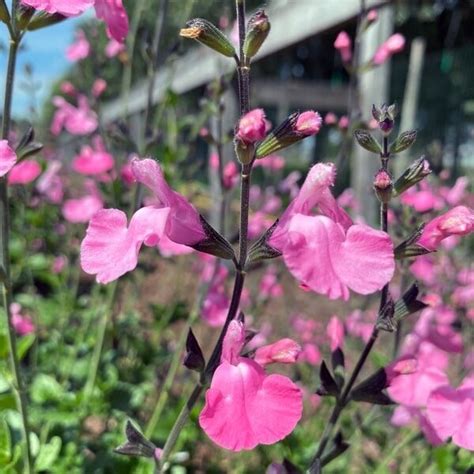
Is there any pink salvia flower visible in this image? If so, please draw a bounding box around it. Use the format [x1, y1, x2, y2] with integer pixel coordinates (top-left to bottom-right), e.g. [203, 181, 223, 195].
[8, 160, 41, 185]
[105, 38, 126, 57]
[94, 0, 129, 43]
[426, 374, 474, 451]
[270, 163, 394, 300]
[51, 95, 98, 136]
[62, 194, 103, 224]
[199, 320, 302, 451]
[66, 30, 90, 62]
[236, 108, 267, 145]
[81, 159, 205, 283]
[417, 206, 474, 251]
[21, 0, 94, 16]
[72, 137, 114, 175]
[334, 31, 352, 63]
[0, 140, 17, 177]
[295, 110, 322, 136]
[373, 33, 405, 65]
[81, 206, 169, 283]
[385, 355, 417, 385]
[327, 316, 344, 351]
[92, 78, 107, 97]
[10, 303, 35, 336]
[60, 81, 76, 96]
[254, 338, 301, 366]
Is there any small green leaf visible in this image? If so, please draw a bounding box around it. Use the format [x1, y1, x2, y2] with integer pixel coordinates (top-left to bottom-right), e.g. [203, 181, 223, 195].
[0, 418, 12, 464]
[35, 436, 62, 471]
[354, 129, 382, 154]
[390, 130, 417, 154]
[17, 334, 35, 361]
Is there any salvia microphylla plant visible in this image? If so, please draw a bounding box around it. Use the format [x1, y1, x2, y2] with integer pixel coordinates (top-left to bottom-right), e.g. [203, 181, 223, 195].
[0, 0, 473, 473]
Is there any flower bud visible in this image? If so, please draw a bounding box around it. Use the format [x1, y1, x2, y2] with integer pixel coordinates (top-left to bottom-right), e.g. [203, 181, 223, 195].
[334, 31, 352, 63]
[372, 103, 397, 136]
[0, 0, 10, 24]
[115, 421, 157, 459]
[373, 169, 393, 203]
[390, 129, 417, 154]
[243, 9, 270, 59]
[236, 108, 266, 145]
[180, 18, 236, 58]
[354, 129, 382, 154]
[393, 156, 431, 196]
[256, 110, 322, 158]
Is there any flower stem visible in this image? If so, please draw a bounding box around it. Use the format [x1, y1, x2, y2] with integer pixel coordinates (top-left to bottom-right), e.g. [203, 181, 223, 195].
[157, 2, 251, 468]
[83, 280, 118, 401]
[0, 7, 33, 471]
[309, 134, 392, 473]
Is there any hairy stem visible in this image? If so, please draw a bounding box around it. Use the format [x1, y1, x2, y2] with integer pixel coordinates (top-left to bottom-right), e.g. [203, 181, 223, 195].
[157, 2, 251, 468]
[0, 5, 33, 471]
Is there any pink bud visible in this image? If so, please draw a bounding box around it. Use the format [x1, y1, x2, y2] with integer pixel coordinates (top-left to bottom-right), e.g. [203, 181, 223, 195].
[236, 108, 267, 145]
[295, 110, 322, 136]
[373, 34, 405, 65]
[60, 81, 76, 96]
[327, 316, 344, 351]
[334, 31, 352, 63]
[374, 169, 392, 190]
[254, 338, 301, 366]
[367, 9, 378, 22]
[324, 112, 337, 125]
[338, 115, 349, 130]
[92, 78, 107, 98]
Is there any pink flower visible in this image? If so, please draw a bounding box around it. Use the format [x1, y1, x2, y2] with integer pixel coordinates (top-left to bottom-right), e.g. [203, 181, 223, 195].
[94, 0, 129, 43]
[327, 316, 344, 351]
[0, 140, 18, 177]
[36, 160, 63, 203]
[80, 158, 206, 283]
[202, 282, 229, 327]
[120, 162, 134, 185]
[385, 355, 417, 385]
[259, 266, 283, 299]
[417, 206, 474, 251]
[62, 194, 103, 223]
[105, 38, 126, 57]
[254, 154, 285, 171]
[236, 109, 267, 145]
[254, 338, 301, 366]
[60, 81, 76, 96]
[367, 9, 378, 22]
[338, 115, 349, 129]
[373, 33, 405, 65]
[66, 30, 90, 62]
[270, 163, 394, 300]
[72, 137, 114, 175]
[92, 78, 107, 97]
[52, 255, 67, 273]
[51, 95, 98, 136]
[199, 320, 302, 451]
[295, 111, 322, 136]
[298, 343, 321, 366]
[10, 303, 35, 336]
[400, 183, 444, 212]
[426, 375, 474, 451]
[334, 31, 352, 63]
[324, 112, 337, 125]
[21, 0, 94, 16]
[8, 160, 41, 185]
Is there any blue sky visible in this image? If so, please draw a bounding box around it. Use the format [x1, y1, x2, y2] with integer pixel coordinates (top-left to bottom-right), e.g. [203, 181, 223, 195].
[0, 11, 89, 117]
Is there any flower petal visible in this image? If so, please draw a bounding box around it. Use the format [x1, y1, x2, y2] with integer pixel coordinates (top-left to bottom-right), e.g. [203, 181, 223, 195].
[80, 206, 169, 283]
[0, 140, 17, 177]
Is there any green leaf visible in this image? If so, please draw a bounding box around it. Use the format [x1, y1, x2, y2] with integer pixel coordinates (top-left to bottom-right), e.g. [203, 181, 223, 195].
[35, 436, 62, 471]
[0, 392, 16, 411]
[17, 334, 35, 361]
[31, 374, 64, 404]
[0, 418, 12, 464]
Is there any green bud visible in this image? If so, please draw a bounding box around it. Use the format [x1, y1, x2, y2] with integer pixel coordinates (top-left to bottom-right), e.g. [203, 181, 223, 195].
[180, 18, 236, 58]
[0, 0, 10, 24]
[354, 129, 382, 154]
[393, 156, 431, 196]
[390, 129, 417, 154]
[243, 10, 270, 59]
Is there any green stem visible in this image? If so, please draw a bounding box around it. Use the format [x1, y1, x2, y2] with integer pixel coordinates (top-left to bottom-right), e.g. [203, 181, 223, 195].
[1, 11, 33, 472]
[83, 281, 118, 401]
